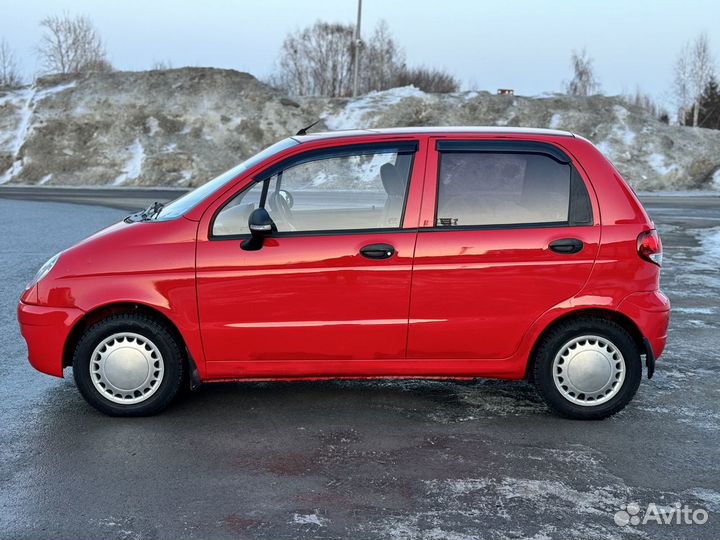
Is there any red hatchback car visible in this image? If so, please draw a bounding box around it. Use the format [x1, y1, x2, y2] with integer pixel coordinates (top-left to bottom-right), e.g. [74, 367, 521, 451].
[18, 127, 669, 419]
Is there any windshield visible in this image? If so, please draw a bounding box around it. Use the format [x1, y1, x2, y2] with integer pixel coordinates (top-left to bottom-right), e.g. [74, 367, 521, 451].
[157, 138, 299, 220]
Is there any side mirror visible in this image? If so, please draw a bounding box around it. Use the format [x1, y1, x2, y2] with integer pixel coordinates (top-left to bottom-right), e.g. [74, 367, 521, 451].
[241, 208, 276, 251]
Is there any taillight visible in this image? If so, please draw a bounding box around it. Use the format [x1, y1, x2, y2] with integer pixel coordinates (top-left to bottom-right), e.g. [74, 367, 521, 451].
[637, 230, 662, 266]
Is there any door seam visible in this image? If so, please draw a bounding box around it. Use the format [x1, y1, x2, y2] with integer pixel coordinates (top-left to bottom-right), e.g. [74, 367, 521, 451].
[403, 137, 430, 359]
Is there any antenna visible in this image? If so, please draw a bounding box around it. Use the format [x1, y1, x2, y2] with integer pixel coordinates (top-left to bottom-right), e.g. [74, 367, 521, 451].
[296, 120, 321, 136]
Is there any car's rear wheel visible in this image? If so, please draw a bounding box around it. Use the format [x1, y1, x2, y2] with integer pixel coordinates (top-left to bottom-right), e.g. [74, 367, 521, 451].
[533, 317, 642, 419]
[72, 314, 184, 416]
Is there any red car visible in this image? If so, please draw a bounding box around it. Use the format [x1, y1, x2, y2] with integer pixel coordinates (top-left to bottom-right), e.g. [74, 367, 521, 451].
[18, 127, 669, 419]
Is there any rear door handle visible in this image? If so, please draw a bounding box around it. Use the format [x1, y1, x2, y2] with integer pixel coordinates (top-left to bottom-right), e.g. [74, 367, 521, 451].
[360, 243, 395, 260]
[549, 238, 584, 254]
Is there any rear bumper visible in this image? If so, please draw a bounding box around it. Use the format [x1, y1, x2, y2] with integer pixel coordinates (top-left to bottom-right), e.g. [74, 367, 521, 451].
[17, 301, 85, 378]
[618, 290, 670, 360]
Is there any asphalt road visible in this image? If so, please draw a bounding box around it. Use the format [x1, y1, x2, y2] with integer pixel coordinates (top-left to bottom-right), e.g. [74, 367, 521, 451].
[1, 194, 719, 539]
[0, 185, 395, 212]
[0, 185, 188, 211]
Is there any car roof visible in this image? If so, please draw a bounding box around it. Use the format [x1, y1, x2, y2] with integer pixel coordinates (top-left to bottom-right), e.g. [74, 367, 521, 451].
[292, 126, 574, 143]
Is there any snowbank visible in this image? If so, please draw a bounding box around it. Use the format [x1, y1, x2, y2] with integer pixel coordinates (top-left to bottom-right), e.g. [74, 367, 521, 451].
[2, 68, 720, 190]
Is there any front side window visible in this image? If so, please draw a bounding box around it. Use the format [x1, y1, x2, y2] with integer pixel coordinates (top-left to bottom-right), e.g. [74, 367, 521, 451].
[436, 151, 572, 227]
[213, 146, 414, 236]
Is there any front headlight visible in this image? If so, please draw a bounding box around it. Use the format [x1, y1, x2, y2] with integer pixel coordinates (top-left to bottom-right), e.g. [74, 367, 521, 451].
[27, 252, 61, 289]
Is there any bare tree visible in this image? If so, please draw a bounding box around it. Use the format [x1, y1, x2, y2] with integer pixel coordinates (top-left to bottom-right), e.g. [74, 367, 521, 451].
[565, 48, 600, 97]
[0, 38, 22, 87]
[151, 59, 173, 70]
[272, 19, 459, 96]
[37, 13, 112, 74]
[625, 86, 658, 117]
[689, 33, 716, 126]
[274, 21, 354, 97]
[674, 34, 717, 126]
[394, 66, 459, 93]
[361, 20, 405, 93]
[673, 43, 693, 125]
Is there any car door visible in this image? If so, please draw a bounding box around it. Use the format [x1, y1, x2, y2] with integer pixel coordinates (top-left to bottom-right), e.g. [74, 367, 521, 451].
[407, 138, 601, 371]
[196, 139, 426, 379]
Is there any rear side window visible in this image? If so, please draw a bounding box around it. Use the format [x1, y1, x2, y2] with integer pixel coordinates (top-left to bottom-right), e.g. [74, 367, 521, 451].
[435, 143, 591, 227]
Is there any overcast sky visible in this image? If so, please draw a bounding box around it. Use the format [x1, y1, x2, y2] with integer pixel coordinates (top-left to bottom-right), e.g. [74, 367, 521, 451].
[2, 0, 719, 108]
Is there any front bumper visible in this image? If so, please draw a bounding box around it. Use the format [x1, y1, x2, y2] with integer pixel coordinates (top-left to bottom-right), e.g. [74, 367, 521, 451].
[17, 301, 85, 378]
[617, 290, 670, 362]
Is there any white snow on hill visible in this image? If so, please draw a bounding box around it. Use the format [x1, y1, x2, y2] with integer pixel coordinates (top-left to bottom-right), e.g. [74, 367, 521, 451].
[1, 68, 720, 190]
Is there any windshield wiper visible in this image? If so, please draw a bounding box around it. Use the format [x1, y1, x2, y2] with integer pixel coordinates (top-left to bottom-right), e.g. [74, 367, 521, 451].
[144, 201, 164, 220]
[125, 201, 165, 223]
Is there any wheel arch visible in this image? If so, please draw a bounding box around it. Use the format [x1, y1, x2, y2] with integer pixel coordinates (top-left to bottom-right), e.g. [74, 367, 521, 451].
[62, 302, 201, 387]
[524, 307, 646, 380]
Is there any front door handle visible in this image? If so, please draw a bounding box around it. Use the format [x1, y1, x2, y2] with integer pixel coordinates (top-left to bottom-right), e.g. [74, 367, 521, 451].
[360, 243, 395, 260]
[549, 238, 584, 254]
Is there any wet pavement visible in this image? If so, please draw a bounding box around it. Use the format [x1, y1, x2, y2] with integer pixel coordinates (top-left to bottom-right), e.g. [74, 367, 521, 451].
[0, 196, 718, 539]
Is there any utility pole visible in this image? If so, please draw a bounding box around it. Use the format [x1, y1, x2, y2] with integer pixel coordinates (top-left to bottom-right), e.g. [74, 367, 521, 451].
[352, 0, 362, 97]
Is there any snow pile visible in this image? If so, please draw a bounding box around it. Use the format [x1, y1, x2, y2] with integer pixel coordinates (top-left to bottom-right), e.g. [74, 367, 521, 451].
[304, 88, 720, 191]
[323, 86, 428, 130]
[0, 69, 309, 187]
[113, 139, 145, 185]
[0, 81, 82, 184]
[548, 112, 562, 129]
[0, 88, 35, 184]
[2, 68, 720, 190]
[648, 153, 677, 176]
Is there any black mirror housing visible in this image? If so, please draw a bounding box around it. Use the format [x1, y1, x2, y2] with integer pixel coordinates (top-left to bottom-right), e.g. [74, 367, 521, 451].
[241, 208, 276, 251]
[248, 208, 275, 235]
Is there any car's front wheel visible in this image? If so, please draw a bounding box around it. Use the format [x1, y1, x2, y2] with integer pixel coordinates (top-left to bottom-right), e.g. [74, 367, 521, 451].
[533, 317, 642, 419]
[72, 313, 185, 416]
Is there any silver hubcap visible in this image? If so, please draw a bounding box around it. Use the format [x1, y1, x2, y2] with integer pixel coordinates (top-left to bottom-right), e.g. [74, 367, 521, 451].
[552, 335, 625, 406]
[90, 332, 164, 404]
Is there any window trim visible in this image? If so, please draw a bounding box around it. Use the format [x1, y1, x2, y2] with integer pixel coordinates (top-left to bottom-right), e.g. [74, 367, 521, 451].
[568, 167, 593, 226]
[435, 139, 571, 164]
[210, 227, 420, 242]
[255, 141, 418, 181]
[209, 142, 418, 240]
[432, 141, 594, 231]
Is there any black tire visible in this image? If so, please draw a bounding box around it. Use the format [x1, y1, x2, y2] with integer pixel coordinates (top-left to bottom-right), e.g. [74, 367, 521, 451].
[533, 317, 642, 420]
[72, 313, 185, 416]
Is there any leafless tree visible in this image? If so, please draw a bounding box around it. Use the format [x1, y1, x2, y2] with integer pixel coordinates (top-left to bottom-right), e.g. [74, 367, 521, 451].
[361, 20, 405, 93]
[274, 21, 354, 97]
[394, 66, 459, 93]
[360, 20, 459, 93]
[0, 38, 22, 87]
[689, 33, 716, 126]
[625, 86, 658, 117]
[674, 34, 717, 126]
[37, 13, 113, 74]
[272, 19, 459, 96]
[151, 59, 173, 70]
[565, 48, 600, 97]
[673, 43, 693, 125]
